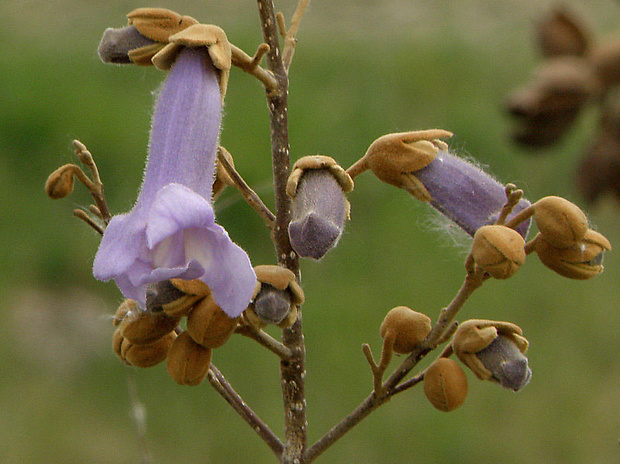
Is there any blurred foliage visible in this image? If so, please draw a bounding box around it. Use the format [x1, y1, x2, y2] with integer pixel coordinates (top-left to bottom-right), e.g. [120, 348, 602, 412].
[2, 1, 620, 463]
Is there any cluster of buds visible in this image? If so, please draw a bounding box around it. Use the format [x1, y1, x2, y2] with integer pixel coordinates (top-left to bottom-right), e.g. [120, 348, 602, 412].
[112, 279, 235, 386]
[505, 6, 620, 204]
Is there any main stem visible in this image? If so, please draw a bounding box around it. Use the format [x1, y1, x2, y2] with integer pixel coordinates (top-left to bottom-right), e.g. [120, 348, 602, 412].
[256, 1, 306, 462]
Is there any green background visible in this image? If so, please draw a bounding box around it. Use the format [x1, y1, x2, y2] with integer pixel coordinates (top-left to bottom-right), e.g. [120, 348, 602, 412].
[1, 1, 619, 462]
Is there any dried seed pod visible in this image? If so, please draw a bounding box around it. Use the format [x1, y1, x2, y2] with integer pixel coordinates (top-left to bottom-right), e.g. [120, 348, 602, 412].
[471, 225, 526, 279]
[287, 156, 353, 260]
[534, 229, 611, 279]
[533, 196, 588, 248]
[45, 165, 76, 199]
[452, 320, 531, 391]
[166, 331, 212, 386]
[379, 306, 432, 354]
[121, 331, 177, 368]
[119, 307, 181, 345]
[423, 358, 468, 412]
[246, 266, 305, 328]
[187, 295, 239, 348]
[536, 6, 590, 58]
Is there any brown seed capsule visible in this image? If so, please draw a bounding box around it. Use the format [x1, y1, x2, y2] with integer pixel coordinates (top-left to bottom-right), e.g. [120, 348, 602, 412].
[119, 307, 181, 345]
[423, 358, 468, 412]
[535, 229, 611, 279]
[166, 331, 212, 386]
[471, 225, 526, 279]
[379, 306, 432, 354]
[45, 165, 76, 199]
[187, 295, 239, 349]
[121, 331, 177, 368]
[533, 196, 588, 248]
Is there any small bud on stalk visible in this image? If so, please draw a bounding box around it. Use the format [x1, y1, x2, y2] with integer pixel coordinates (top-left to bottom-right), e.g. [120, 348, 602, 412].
[379, 306, 431, 354]
[287, 156, 353, 260]
[533, 196, 588, 248]
[166, 331, 212, 386]
[45, 165, 76, 199]
[452, 320, 531, 391]
[423, 358, 469, 412]
[119, 303, 181, 345]
[187, 295, 239, 349]
[471, 225, 526, 279]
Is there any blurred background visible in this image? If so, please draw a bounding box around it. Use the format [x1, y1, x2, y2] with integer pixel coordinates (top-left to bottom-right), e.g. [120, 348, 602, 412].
[1, 0, 619, 462]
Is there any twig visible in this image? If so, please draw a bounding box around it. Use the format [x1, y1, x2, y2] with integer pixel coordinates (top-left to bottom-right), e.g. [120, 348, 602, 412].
[207, 364, 284, 457]
[231, 44, 278, 90]
[496, 183, 524, 226]
[73, 140, 112, 224]
[236, 323, 293, 360]
[73, 208, 105, 235]
[277, 0, 311, 71]
[217, 147, 276, 228]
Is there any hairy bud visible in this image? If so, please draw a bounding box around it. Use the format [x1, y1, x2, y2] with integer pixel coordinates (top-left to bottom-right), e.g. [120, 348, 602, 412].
[535, 229, 611, 279]
[45, 165, 76, 199]
[98, 25, 156, 64]
[120, 330, 177, 368]
[423, 358, 469, 412]
[379, 306, 432, 354]
[145, 280, 205, 317]
[166, 331, 212, 386]
[287, 156, 353, 260]
[452, 320, 531, 391]
[187, 295, 239, 348]
[471, 225, 526, 279]
[533, 196, 588, 248]
[246, 265, 305, 328]
[119, 306, 181, 345]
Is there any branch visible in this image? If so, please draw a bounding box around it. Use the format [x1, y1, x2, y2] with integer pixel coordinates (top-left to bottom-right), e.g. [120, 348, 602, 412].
[217, 147, 276, 228]
[236, 322, 293, 360]
[231, 44, 278, 90]
[277, 0, 311, 71]
[207, 364, 284, 457]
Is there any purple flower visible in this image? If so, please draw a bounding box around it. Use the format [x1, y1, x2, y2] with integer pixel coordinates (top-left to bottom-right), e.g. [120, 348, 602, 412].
[414, 150, 531, 238]
[93, 47, 255, 317]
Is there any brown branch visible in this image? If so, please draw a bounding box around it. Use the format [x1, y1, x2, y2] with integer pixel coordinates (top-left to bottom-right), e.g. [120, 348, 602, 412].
[236, 322, 293, 360]
[73, 208, 105, 235]
[73, 140, 112, 224]
[278, 0, 311, 71]
[217, 147, 276, 228]
[207, 364, 284, 458]
[230, 44, 278, 90]
[256, 2, 306, 463]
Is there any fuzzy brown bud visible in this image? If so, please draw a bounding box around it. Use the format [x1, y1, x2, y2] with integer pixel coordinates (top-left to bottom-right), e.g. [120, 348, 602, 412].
[145, 280, 203, 317]
[120, 331, 177, 368]
[45, 165, 76, 199]
[471, 225, 526, 279]
[533, 196, 588, 248]
[186, 295, 239, 348]
[423, 358, 469, 412]
[166, 331, 212, 386]
[113, 299, 135, 326]
[534, 229, 611, 279]
[379, 306, 432, 354]
[119, 307, 181, 345]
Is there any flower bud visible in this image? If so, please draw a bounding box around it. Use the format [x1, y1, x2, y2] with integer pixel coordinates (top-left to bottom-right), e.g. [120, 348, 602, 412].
[475, 335, 532, 391]
[534, 229, 611, 279]
[533, 196, 588, 248]
[423, 358, 468, 412]
[145, 280, 203, 317]
[246, 265, 305, 328]
[113, 299, 135, 326]
[452, 320, 531, 391]
[166, 331, 212, 386]
[121, 331, 177, 368]
[471, 225, 526, 279]
[113, 328, 130, 365]
[287, 156, 353, 260]
[45, 165, 76, 199]
[119, 306, 181, 345]
[187, 295, 239, 348]
[379, 306, 431, 354]
[98, 25, 157, 64]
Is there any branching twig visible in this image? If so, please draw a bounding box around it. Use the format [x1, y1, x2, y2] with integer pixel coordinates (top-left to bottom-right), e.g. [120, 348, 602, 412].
[207, 364, 284, 457]
[231, 44, 278, 90]
[73, 208, 105, 235]
[217, 147, 276, 228]
[277, 0, 311, 71]
[236, 322, 293, 360]
[73, 139, 112, 224]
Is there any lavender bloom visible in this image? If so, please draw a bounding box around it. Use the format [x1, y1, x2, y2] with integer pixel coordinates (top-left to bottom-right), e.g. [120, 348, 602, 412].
[414, 150, 531, 238]
[93, 47, 256, 317]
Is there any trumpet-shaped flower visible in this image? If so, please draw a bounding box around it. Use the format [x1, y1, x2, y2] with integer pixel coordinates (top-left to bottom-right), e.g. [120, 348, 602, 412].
[93, 47, 255, 317]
